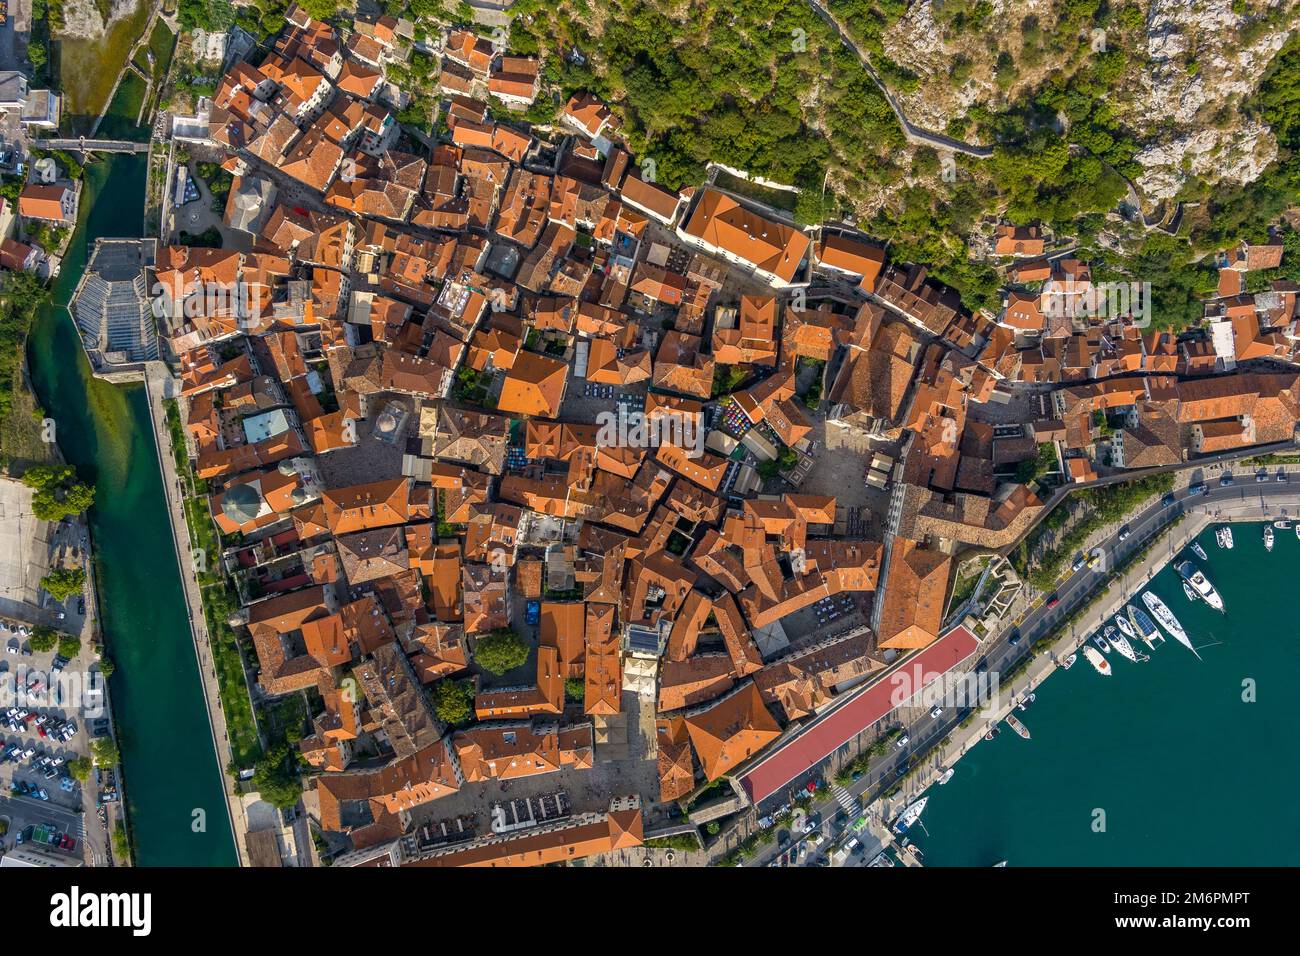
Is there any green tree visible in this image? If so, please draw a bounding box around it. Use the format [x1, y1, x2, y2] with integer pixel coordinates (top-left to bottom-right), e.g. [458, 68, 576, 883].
[432, 678, 476, 724]
[67, 756, 92, 782]
[28, 625, 57, 653]
[98, 656, 116, 678]
[58, 634, 82, 659]
[252, 745, 304, 810]
[91, 736, 120, 768]
[473, 629, 530, 675]
[21, 465, 96, 522]
[112, 823, 131, 862]
[565, 678, 585, 702]
[40, 566, 85, 601]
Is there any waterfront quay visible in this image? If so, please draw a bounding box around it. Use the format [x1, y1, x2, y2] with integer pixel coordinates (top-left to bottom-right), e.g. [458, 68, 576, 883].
[725, 464, 1300, 867]
[876, 471, 1300, 831]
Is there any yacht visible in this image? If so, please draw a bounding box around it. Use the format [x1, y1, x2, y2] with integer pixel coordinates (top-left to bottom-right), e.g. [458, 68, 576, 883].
[1142, 591, 1200, 659]
[1176, 560, 1224, 611]
[1191, 542, 1208, 560]
[1005, 713, 1031, 739]
[1127, 604, 1164, 648]
[1092, 632, 1112, 654]
[1109, 630, 1140, 663]
[1082, 645, 1112, 675]
[893, 797, 929, 834]
[1216, 526, 1234, 549]
[1264, 525, 1274, 552]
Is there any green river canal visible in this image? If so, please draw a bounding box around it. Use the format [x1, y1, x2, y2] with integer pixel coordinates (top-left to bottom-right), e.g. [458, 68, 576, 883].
[26, 154, 237, 866]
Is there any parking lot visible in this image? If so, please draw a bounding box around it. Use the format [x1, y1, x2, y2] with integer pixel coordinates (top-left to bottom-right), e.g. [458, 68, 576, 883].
[0, 617, 113, 864]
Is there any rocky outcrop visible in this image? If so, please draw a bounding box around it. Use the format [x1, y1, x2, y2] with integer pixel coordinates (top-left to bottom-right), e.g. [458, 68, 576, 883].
[56, 0, 141, 41]
[1129, 0, 1292, 200]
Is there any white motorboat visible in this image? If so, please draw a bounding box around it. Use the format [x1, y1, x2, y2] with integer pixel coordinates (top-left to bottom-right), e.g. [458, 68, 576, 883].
[1017, 693, 1036, 711]
[1082, 645, 1112, 675]
[1275, 519, 1292, 530]
[1142, 591, 1200, 659]
[1183, 580, 1199, 602]
[893, 797, 929, 834]
[1264, 525, 1274, 552]
[1176, 560, 1224, 611]
[1191, 542, 1208, 560]
[937, 768, 954, 785]
[1114, 615, 1137, 641]
[1061, 653, 1077, 670]
[1216, 526, 1234, 549]
[1092, 631, 1112, 654]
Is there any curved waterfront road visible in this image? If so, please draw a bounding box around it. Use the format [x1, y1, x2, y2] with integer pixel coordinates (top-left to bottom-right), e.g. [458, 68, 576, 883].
[804, 0, 994, 159]
[743, 464, 1300, 867]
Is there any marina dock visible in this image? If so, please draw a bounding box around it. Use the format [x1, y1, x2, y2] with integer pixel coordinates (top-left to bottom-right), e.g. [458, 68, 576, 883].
[876, 484, 1300, 817]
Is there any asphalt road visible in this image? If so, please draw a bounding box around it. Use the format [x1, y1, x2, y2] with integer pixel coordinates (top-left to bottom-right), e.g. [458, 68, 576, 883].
[745, 462, 1300, 866]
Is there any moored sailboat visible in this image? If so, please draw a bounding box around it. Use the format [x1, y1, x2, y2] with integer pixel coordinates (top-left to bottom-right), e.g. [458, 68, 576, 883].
[893, 797, 929, 834]
[1109, 629, 1139, 663]
[1142, 590, 1200, 659]
[1127, 604, 1165, 648]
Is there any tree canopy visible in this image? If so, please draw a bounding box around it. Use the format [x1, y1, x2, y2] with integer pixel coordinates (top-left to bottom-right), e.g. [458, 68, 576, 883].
[21, 465, 96, 522]
[40, 566, 85, 602]
[473, 629, 531, 676]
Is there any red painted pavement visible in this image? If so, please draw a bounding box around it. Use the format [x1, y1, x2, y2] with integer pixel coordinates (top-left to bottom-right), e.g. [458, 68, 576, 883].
[739, 625, 982, 805]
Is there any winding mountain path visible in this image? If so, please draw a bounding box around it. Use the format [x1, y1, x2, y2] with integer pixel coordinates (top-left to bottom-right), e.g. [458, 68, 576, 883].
[806, 0, 993, 159]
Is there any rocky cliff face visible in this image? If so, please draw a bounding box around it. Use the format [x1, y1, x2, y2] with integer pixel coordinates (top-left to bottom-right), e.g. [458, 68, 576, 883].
[1127, 0, 1290, 200]
[56, 0, 141, 41]
[879, 0, 1296, 204]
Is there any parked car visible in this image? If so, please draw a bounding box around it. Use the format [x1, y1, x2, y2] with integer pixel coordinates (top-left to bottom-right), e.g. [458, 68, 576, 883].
[895, 734, 910, 749]
[1117, 525, 1131, 542]
[1161, 492, 1177, 506]
[1188, 482, 1208, 496]
[1277, 472, 1289, 483]
[1045, 593, 1061, 609]
[929, 705, 943, 719]
[1221, 472, 1235, 485]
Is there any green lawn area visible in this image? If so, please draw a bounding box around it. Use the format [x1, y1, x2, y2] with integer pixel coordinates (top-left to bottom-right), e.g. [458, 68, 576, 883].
[713, 169, 799, 214]
[163, 400, 261, 767]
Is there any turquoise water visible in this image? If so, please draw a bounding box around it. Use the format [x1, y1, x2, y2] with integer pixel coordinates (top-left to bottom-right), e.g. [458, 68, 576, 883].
[26, 155, 238, 866]
[914, 522, 1300, 866]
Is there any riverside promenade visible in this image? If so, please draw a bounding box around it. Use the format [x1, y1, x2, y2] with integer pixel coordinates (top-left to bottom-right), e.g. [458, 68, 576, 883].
[141, 363, 251, 866]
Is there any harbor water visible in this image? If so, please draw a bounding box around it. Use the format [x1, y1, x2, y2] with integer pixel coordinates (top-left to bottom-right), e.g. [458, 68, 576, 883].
[25, 154, 238, 866]
[913, 522, 1300, 866]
